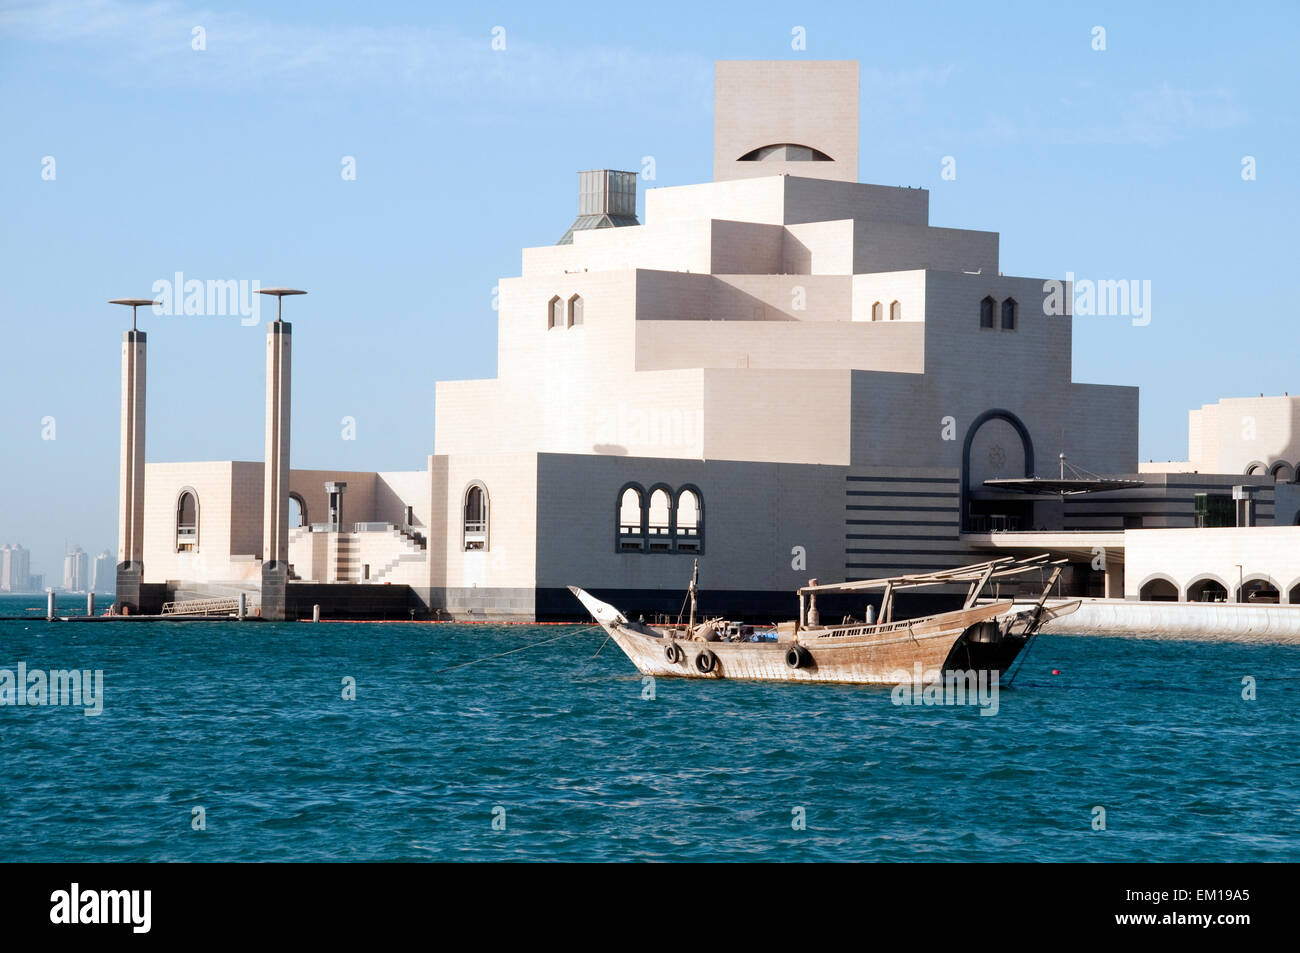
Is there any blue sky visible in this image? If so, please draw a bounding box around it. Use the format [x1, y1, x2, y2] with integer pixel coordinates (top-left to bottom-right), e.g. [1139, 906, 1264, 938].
[2, 0, 1297, 581]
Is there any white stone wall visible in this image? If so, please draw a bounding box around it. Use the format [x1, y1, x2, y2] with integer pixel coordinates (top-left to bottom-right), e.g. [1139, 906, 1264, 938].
[142, 461, 250, 585]
[1124, 526, 1300, 602]
[430, 452, 539, 614]
[853, 223, 998, 276]
[1189, 396, 1300, 477]
[783, 219, 854, 274]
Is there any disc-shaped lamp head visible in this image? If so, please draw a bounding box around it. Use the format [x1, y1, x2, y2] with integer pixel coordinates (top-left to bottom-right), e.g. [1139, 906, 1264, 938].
[257, 287, 308, 322]
[109, 298, 160, 332]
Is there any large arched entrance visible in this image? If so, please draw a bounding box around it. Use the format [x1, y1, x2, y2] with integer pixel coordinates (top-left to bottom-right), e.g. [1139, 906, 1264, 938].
[961, 409, 1035, 532]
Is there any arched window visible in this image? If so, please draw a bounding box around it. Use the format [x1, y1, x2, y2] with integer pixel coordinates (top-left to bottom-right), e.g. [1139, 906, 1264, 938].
[889, 300, 901, 321]
[980, 296, 995, 329]
[548, 296, 563, 330]
[1001, 298, 1018, 330]
[617, 485, 646, 552]
[738, 143, 833, 162]
[176, 489, 199, 552]
[647, 486, 673, 552]
[568, 294, 584, 327]
[1269, 461, 1294, 483]
[463, 482, 489, 551]
[871, 301, 882, 322]
[288, 493, 307, 529]
[674, 486, 704, 553]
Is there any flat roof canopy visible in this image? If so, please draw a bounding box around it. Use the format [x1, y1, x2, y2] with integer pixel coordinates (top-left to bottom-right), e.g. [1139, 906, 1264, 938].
[982, 477, 1145, 495]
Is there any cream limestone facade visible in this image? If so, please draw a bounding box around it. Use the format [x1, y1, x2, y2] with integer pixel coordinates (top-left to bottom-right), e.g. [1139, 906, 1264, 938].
[1139, 395, 1300, 484]
[140, 59, 1299, 620]
[713, 60, 859, 183]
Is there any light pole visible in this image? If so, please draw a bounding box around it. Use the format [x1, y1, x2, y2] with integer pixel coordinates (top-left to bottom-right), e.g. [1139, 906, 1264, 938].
[256, 288, 307, 621]
[109, 298, 158, 615]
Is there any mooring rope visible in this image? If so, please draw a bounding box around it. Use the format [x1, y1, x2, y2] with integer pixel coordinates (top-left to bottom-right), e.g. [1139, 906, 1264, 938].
[675, 589, 690, 627]
[434, 624, 602, 674]
[1002, 628, 1042, 687]
[588, 631, 613, 660]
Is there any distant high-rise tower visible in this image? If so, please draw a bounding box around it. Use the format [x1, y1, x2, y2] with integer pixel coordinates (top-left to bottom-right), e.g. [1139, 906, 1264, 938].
[0, 544, 27, 591]
[63, 546, 89, 592]
[9, 544, 30, 591]
[91, 549, 114, 593]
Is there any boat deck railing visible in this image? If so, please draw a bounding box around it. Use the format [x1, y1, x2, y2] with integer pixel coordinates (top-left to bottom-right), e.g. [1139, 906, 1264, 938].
[813, 616, 932, 640]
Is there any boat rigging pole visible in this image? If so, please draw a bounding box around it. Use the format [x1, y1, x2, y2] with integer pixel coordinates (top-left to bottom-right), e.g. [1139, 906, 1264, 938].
[687, 559, 698, 636]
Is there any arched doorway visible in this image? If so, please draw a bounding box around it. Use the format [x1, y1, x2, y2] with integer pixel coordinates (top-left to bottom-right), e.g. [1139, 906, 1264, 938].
[1186, 577, 1228, 603]
[1139, 577, 1179, 601]
[1238, 577, 1280, 604]
[961, 409, 1035, 532]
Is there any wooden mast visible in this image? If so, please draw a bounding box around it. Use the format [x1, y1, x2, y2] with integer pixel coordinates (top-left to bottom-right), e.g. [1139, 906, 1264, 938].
[687, 559, 698, 636]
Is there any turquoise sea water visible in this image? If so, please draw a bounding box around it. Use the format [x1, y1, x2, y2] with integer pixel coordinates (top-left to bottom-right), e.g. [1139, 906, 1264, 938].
[1, 593, 1297, 861]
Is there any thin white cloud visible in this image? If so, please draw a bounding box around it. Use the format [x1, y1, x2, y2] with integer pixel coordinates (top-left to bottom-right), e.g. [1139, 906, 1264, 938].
[0, 0, 713, 107]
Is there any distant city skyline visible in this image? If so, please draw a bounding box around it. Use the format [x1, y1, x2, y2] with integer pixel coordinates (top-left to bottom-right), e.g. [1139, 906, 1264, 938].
[0, 542, 113, 593]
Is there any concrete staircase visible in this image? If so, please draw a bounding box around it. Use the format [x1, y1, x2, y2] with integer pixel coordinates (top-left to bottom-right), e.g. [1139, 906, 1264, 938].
[333, 535, 359, 583]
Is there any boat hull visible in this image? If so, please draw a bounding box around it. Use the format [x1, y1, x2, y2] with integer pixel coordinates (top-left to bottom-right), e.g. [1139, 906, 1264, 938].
[594, 602, 1021, 685]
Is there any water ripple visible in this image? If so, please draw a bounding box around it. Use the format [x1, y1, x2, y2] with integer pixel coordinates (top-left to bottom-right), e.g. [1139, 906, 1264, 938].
[0, 617, 1296, 861]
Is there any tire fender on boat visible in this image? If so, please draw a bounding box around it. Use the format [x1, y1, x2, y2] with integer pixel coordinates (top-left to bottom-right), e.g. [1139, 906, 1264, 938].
[664, 641, 684, 664]
[785, 645, 811, 669]
[694, 649, 717, 674]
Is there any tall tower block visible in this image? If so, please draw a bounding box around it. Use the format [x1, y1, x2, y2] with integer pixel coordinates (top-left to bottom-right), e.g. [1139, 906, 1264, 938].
[258, 288, 305, 620]
[111, 298, 153, 614]
[713, 60, 859, 183]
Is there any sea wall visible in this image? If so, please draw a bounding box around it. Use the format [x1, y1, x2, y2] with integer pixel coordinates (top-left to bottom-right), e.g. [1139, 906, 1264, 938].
[1039, 598, 1300, 644]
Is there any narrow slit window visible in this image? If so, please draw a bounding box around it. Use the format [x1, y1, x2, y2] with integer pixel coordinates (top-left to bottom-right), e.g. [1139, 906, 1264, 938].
[1001, 298, 1018, 330]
